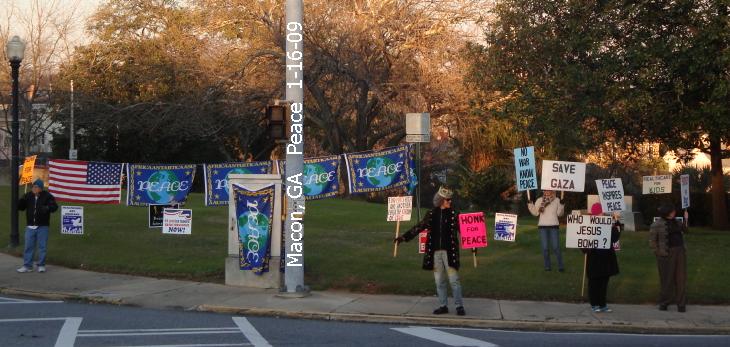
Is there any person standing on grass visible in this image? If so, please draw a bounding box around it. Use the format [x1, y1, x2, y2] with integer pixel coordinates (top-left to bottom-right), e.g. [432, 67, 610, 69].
[395, 187, 465, 316]
[16, 179, 58, 273]
[527, 190, 565, 272]
[582, 203, 622, 313]
[649, 202, 689, 312]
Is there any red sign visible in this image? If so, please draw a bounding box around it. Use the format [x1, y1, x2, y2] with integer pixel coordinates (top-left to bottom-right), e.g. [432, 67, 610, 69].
[418, 231, 428, 254]
[458, 212, 488, 249]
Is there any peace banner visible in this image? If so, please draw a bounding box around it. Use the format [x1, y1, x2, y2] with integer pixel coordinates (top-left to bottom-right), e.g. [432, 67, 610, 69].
[233, 184, 275, 275]
[127, 164, 196, 206]
[278, 155, 342, 200]
[344, 145, 414, 194]
[203, 162, 273, 206]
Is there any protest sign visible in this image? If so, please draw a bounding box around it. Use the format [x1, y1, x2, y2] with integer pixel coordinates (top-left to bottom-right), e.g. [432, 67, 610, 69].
[458, 212, 488, 249]
[162, 209, 192, 235]
[19, 155, 37, 185]
[387, 196, 412, 222]
[418, 231, 428, 254]
[61, 206, 84, 235]
[541, 160, 586, 192]
[566, 214, 613, 249]
[494, 213, 518, 242]
[596, 178, 626, 212]
[148, 203, 180, 228]
[642, 175, 672, 194]
[388, 196, 412, 257]
[513, 147, 537, 191]
[681, 174, 690, 209]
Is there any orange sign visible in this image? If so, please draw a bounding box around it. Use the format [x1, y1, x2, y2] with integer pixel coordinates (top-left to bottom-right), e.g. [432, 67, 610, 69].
[19, 155, 37, 185]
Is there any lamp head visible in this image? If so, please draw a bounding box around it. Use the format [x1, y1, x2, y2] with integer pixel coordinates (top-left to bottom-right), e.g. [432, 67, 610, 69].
[6, 36, 25, 63]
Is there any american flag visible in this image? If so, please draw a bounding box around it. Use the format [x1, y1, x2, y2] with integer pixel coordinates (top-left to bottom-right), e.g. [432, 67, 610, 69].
[48, 159, 124, 204]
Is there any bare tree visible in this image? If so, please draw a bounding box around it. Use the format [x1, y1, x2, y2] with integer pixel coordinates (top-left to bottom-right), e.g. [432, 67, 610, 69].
[0, 0, 81, 159]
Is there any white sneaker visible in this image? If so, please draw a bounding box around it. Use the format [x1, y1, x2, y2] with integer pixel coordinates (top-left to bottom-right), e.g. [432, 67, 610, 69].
[37, 266, 46, 273]
[16, 266, 33, 273]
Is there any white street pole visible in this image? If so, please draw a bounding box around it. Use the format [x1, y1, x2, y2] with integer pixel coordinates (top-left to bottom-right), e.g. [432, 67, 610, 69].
[69, 79, 74, 157]
[283, 0, 306, 294]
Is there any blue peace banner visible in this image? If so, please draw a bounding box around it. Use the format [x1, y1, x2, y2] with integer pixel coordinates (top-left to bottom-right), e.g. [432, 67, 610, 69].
[127, 164, 196, 206]
[233, 184, 274, 275]
[277, 156, 342, 200]
[203, 162, 273, 206]
[344, 145, 414, 194]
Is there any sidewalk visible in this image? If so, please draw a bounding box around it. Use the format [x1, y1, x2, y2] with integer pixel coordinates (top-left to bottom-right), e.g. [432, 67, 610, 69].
[1, 253, 728, 335]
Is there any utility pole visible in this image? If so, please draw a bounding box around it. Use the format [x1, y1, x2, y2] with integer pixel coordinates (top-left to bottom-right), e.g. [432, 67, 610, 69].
[282, 0, 307, 295]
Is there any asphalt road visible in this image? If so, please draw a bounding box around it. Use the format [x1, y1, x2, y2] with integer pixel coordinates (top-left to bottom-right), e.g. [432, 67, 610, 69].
[1, 295, 728, 347]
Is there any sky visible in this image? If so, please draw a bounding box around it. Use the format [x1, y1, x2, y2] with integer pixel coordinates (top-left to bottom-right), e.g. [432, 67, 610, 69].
[0, 0, 101, 46]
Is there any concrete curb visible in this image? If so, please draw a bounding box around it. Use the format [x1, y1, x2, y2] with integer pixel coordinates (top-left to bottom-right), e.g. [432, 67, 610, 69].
[196, 305, 730, 336]
[3, 287, 729, 335]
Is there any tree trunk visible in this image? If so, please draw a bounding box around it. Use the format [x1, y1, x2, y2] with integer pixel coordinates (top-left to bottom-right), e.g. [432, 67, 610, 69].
[709, 137, 729, 229]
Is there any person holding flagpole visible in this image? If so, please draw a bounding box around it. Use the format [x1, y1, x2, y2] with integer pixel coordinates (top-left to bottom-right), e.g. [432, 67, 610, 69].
[395, 187, 465, 316]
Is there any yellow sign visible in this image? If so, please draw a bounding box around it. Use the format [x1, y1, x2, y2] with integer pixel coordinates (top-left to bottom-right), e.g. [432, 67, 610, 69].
[19, 155, 37, 185]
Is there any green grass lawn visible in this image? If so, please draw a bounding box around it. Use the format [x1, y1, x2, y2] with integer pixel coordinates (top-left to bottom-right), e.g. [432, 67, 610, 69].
[1, 186, 729, 304]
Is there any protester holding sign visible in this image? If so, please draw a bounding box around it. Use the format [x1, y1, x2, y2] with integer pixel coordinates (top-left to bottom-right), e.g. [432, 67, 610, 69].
[16, 180, 58, 273]
[395, 187, 465, 316]
[649, 203, 689, 312]
[527, 190, 565, 272]
[582, 203, 622, 313]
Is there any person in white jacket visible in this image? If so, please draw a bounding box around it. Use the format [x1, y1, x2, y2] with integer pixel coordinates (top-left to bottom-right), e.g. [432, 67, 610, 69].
[527, 190, 565, 272]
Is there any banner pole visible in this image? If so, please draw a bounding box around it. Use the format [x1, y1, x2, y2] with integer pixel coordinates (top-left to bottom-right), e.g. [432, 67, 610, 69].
[393, 220, 400, 257]
[416, 143, 421, 222]
[581, 253, 587, 297]
[561, 190, 565, 201]
[526, 190, 531, 201]
[472, 248, 477, 268]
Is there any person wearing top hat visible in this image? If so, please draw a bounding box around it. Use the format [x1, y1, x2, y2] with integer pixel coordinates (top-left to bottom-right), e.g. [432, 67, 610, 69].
[16, 179, 58, 273]
[395, 187, 465, 316]
[582, 203, 622, 313]
[649, 202, 689, 312]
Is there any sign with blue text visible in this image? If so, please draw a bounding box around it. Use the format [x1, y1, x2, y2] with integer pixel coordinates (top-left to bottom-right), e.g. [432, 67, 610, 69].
[494, 213, 518, 242]
[234, 184, 275, 275]
[344, 145, 414, 194]
[513, 147, 537, 191]
[162, 209, 192, 235]
[127, 164, 196, 206]
[203, 162, 272, 206]
[61, 206, 84, 235]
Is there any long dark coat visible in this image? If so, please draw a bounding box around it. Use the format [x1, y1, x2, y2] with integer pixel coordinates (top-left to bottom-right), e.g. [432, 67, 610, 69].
[402, 207, 460, 271]
[583, 222, 622, 279]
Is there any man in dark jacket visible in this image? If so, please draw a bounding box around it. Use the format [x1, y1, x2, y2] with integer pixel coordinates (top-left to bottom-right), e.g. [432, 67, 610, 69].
[395, 187, 465, 316]
[16, 179, 58, 273]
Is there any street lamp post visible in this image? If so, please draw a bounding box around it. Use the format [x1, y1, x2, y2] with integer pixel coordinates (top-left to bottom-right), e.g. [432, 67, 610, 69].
[6, 36, 25, 248]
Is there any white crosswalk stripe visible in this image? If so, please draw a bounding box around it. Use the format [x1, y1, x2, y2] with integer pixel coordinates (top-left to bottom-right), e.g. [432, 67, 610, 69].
[392, 326, 499, 347]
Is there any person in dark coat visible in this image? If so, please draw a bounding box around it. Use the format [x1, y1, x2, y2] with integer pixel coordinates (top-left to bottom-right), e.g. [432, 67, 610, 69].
[582, 203, 621, 313]
[649, 202, 689, 312]
[16, 179, 58, 273]
[395, 187, 464, 316]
